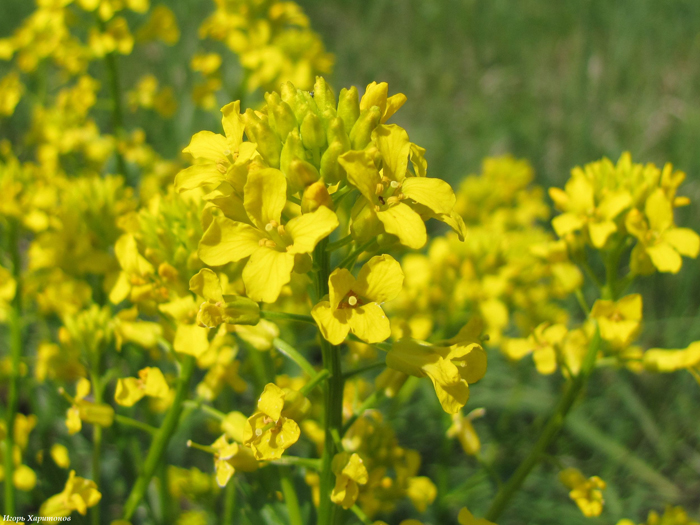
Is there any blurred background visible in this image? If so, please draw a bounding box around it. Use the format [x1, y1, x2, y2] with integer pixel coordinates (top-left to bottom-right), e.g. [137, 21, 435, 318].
[2, 0, 700, 523]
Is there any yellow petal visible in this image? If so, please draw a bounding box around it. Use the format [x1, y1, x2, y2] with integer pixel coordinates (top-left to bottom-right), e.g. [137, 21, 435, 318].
[647, 242, 682, 273]
[13, 464, 37, 491]
[312, 301, 351, 345]
[199, 217, 263, 266]
[50, 444, 70, 469]
[221, 100, 244, 150]
[114, 377, 145, 407]
[173, 324, 210, 357]
[78, 402, 115, 428]
[189, 268, 224, 303]
[174, 163, 221, 193]
[354, 254, 404, 303]
[339, 150, 381, 204]
[645, 188, 673, 233]
[286, 206, 339, 254]
[329, 269, 356, 310]
[215, 458, 235, 487]
[552, 213, 585, 237]
[598, 191, 631, 220]
[377, 203, 427, 249]
[242, 247, 295, 303]
[143, 367, 169, 399]
[183, 130, 228, 160]
[663, 228, 700, 258]
[374, 124, 410, 181]
[533, 347, 557, 374]
[383, 93, 407, 122]
[588, 220, 616, 248]
[76, 378, 92, 400]
[347, 303, 391, 344]
[407, 476, 437, 513]
[402, 177, 456, 215]
[243, 168, 287, 229]
[360, 81, 388, 114]
[258, 383, 286, 421]
[430, 373, 470, 414]
[66, 407, 82, 435]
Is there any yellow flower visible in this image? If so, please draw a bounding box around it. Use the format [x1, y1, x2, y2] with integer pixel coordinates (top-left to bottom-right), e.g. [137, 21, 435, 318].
[549, 170, 632, 248]
[50, 444, 70, 469]
[136, 5, 179, 45]
[242, 383, 306, 460]
[312, 255, 403, 345]
[0, 72, 23, 117]
[173, 323, 211, 358]
[63, 378, 114, 435]
[198, 168, 338, 302]
[386, 335, 486, 414]
[39, 470, 102, 517]
[559, 468, 606, 517]
[339, 125, 460, 249]
[360, 81, 407, 124]
[644, 341, 700, 383]
[209, 435, 259, 487]
[626, 189, 699, 274]
[406, 476, 437, 513]
[331, 452, 369, 509]
[189, 268, 260, 328]
[458, 507, 497, 525]
[447, 408, 485, 456]
[590, 294, 642, 349]
[114, 366, 169, 407]
[504, 323, 568, 375]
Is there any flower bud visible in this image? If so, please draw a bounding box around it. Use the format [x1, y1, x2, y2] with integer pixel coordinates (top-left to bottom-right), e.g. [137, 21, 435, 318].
[243, 109, 281, 168]
[289, 158, 320, 189]
[301, 112, 326, 150]
[301, 181, 332, 213]
[313, 76, 336, 113]
[281, 389, 311, 421]
[337, 86, 360, 135]
[349, 106, 381, 150]
[265, 91, 297, 141]
[280, 129, 307, 183]
[327, 117, 350, 150]
[320, 141, 347, 184]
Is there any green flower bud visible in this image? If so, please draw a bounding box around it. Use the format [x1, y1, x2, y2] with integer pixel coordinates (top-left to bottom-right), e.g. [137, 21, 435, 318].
[265, 91, 297, 141]
[280, 129, 307, 182]
[289, 158, 320, 189]
[313, 76, 336, 113]
[281, 389, 311, 421]
[327, 117, 350, 150]
[243, 109, 281, 168]
[337, 86, 360, 134]
[320, 141, 346, 183]
[301, 112, 326, 150]
[349, 106, 381, 150]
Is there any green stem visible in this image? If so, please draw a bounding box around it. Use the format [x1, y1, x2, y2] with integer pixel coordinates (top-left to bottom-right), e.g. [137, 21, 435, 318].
[223, 478, 237, 524]
[342, 360, 385, 380]
[300, 369, 330, 396]
[338, 240, 377, 270]
[280, 466, 304, 525]
[90, 351, 105, 525]
[262, 310, 316, 325]
[484, 325, 601, 522]
[342, 390, 383, 436]
[326, 234, 354, 252]
[273, 337, 318, 377]
[314, 239, 344, 525]
[115, 414, 158, 435]
[122, 355, 196, 520]
[272, 456, 322, 470]
[97, 16, 127, 178]
[4, 220, 22, 516]
[350, 504, 372, 525]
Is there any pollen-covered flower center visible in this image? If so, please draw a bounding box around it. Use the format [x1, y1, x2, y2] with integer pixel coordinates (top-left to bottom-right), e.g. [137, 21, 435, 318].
[374, 177, 405, 211]
[339, 291, 364, 309]
[259, 220, 292, 250]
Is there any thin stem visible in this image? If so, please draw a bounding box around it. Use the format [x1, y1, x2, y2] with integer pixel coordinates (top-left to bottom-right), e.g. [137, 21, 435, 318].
[326, 234, 353, 252]
[223, 478, 237, 524]
[484, 325, 601, 522]
[338, 239, 377, 270]
[262, 310, 316, 325]
[279, 466, 304, 525]
[331, 184, 354, 204]
[314, 239, 344, 525]
[115, 414, 158, 435]
[271, 456, 322, 470]
[3, 220, 22, 517]
[273, 337, 318, 377]
[122, 355, 196, 520]
[342, 390, 383, 436]
[300, 369, 330, 396]
[342, 361, 386, 380]
[574, 289, 590, 316]
[90, 352, 105, 525]
[97, 17, 127, 178]
[350, 504, 373, 525]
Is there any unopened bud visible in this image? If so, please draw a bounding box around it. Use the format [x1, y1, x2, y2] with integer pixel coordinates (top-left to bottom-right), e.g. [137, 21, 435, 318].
[289, 158, 321, 190]
[313, 76, 336, 113]
[350, 106, 381, 150]
[337, 86, 360, 135]
[243, 109, 281, 168]
[265, 91, 297, 141]
[301, 112, 326, 150]
[301, 182, 332, 213]
[320, 141, 347, 184]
